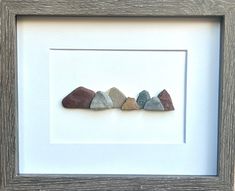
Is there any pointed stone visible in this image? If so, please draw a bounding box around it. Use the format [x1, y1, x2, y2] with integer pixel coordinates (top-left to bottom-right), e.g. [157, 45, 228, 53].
[90, 91, 113, 110]
[158, 89, 174, 111]
[108, 87, 126, 108]
[137, 90, 151, 109]
[144, 97, 164, 111]
[62, 86, 95, 108]
[121, 97, 139, 110]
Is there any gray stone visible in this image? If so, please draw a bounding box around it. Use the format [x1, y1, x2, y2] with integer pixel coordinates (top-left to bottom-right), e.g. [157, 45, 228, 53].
[90, 91, 113, 110]
[108, 87, 126, 108]
[144, 97, 164, 111]
[136, 90, 151, 109]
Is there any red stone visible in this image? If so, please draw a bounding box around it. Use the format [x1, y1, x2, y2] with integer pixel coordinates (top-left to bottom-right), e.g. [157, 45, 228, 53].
[158, 89, 174, 111]
[62, 86, 95, 108]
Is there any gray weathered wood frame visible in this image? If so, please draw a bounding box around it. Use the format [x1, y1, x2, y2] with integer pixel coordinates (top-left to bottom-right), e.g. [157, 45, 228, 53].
[1, 0, 235, 190]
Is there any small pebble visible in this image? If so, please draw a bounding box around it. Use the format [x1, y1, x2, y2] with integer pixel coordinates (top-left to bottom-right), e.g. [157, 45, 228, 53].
[121, 97, 139, 110]
[62, 86, 95, 108]
[108, 87, 126, 108]
[144, 97, 164, 111]
[136, 90, 151, 109]
[158, 89, 174, 111]
[90, 91, 113, 110]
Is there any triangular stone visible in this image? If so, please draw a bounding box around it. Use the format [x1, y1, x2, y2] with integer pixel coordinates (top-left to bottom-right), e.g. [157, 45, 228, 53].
[90, 91, 113, 110]
[62, 86, 95, 108]
[121, 97, 139, 110]
[144, 97, 164, 111]
[137, 90, 151, 109]
[108, 87, 126, 108]
[158, 89, 174, 111]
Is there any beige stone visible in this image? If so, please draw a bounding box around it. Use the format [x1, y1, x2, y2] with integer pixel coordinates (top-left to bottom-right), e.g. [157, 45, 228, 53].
[121, 97, 139, 110]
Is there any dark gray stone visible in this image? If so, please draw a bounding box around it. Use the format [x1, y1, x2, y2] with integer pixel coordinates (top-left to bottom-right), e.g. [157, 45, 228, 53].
[90, 91, 113, 110]
[108, 87, 126, 108]
[136, 90, 151, 109]
[144, 97, 164, 111]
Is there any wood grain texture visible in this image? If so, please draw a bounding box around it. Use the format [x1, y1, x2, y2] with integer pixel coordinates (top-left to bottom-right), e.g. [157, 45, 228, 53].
[4, 0, 235, 16]
[218, 10, 235, 188]
[1, 0, 235, 190]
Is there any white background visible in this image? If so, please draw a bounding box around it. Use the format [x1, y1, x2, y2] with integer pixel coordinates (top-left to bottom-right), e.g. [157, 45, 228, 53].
[50, 50, 186, 144]
[17, 17, 220, 175]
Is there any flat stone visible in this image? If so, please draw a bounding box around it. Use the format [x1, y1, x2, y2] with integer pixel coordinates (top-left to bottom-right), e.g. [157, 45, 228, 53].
[144, 97, 164, 111]
[108, 87, 126, 108]
[158, 89, 174, 111]
[62, 86, 95, 108]
[136, 90, 151, 109]
[121, 97, 139, 110]
[90, 91, 113, 110]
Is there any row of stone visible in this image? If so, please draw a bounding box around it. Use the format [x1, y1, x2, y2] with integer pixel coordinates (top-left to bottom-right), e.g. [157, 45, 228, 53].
[62, 87, 174, 111]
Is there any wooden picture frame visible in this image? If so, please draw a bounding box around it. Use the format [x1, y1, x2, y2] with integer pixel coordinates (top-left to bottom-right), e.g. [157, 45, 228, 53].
[1, 0, 235, 190]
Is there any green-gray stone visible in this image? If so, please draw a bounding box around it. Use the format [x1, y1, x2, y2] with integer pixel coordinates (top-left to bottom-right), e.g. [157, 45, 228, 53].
[90, 91, 113, 110]
[137, 90, 150, 109]
[144, 96, 164, 111]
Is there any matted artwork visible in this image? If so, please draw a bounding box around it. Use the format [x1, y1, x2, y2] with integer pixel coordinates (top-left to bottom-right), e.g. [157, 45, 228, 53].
[2, 1, 235, 190]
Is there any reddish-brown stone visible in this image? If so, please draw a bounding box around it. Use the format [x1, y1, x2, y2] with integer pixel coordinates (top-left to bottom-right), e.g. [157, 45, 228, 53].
[62, 86, 95, 108]
[158, 89, 174, 111]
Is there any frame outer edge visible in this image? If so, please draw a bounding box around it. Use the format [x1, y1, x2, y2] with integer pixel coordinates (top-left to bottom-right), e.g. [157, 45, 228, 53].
[225, 11, 235, 190]
[0, 0, 1, 190]
[1, 0, 235, 190]
[0, 1, 6, 190]
[2, 0, 233, 16]
[218, 11, 235, 191]
[1, 1, 17, 190]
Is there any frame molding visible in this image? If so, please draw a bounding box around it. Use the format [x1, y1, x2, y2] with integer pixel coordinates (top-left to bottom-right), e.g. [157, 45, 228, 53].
[1, 0, 235, 190]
